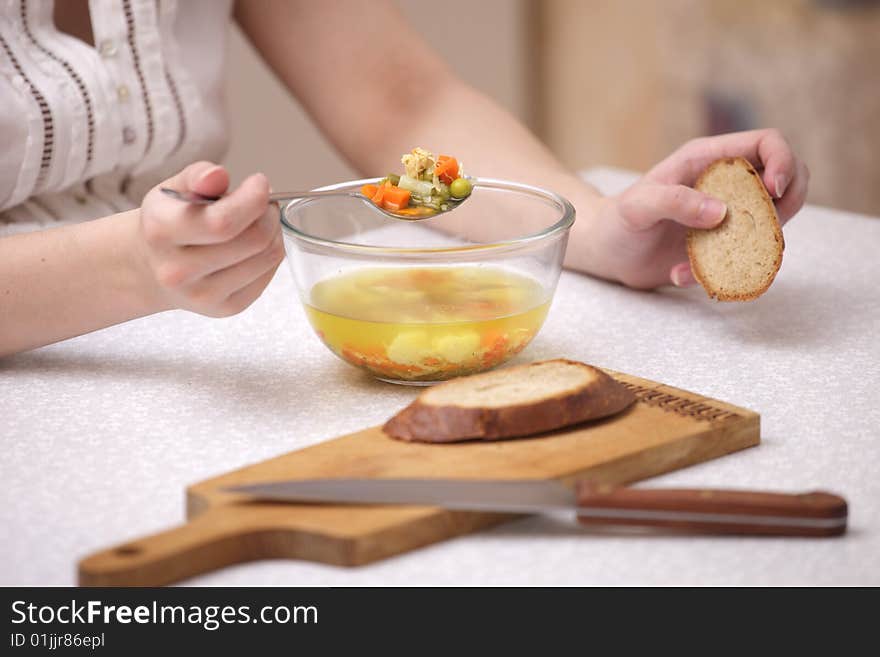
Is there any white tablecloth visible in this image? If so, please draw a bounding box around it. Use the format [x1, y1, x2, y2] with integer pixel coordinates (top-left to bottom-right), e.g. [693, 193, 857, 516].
[2, 168, 878, 586]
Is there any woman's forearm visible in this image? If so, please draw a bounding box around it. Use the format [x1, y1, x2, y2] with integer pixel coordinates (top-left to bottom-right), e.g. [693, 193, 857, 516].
[0, 210, 165, 357]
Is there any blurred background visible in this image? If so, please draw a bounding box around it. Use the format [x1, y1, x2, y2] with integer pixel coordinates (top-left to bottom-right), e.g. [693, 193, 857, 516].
[224, 0, 880, 215]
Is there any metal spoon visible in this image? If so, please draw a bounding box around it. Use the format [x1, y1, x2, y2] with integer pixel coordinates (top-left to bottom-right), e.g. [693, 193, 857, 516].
[160, 185, 468, 221]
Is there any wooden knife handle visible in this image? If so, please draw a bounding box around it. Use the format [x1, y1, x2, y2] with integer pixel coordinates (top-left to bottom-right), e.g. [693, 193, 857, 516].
[575, 483, 848, 537]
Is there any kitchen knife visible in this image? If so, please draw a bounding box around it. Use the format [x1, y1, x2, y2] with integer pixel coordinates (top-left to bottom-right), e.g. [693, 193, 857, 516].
[225, 479, 848, 537]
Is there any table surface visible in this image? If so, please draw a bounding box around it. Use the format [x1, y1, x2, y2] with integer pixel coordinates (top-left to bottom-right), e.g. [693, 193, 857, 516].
[2, 168, 878, 586]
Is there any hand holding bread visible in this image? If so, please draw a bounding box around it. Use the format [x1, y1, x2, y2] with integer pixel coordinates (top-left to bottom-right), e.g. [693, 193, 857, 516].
[588, 129, 808, 291]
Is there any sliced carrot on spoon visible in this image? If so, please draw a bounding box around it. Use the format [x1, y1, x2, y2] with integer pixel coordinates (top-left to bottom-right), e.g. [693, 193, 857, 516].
[381, 186, 411, 211]
[435, 155, 459, 185]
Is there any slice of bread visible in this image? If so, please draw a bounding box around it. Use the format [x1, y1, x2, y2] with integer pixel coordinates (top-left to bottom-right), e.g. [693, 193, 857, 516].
[686, 157, 784, 301]
[383, 359, 636, 443]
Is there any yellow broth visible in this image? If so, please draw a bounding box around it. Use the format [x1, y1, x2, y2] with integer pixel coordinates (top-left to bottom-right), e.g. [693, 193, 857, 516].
[305, 267, 550, 381]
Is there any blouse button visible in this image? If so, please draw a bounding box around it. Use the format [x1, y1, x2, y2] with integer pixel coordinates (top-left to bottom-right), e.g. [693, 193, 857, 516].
[99, 40, 117, 57]
[122, 126, 137, 144]
[117, 85, 130, 102]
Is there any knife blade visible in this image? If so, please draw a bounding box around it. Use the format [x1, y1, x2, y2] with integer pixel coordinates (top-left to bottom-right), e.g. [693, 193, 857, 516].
[224, 478, 848, 537]
[227, 478, 577, 514]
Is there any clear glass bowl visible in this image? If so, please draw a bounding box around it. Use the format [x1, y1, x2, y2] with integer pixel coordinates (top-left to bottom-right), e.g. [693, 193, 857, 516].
[280, 178, 575, 385]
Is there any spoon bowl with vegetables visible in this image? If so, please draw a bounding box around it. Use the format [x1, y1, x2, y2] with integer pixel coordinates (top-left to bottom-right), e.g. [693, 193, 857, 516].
[359, 148, 473, 219]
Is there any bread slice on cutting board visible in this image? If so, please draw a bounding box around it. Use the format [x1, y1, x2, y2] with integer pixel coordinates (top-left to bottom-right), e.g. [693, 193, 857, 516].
[686, 157, 784, 301]
[383, 359, 636, 443]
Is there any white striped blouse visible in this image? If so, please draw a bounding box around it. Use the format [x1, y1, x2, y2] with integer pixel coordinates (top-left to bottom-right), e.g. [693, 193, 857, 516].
[0, 0, 232, 235]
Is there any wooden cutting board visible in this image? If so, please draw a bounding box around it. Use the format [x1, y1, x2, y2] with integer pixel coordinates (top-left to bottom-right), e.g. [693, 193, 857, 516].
[78, 370, 759, 586]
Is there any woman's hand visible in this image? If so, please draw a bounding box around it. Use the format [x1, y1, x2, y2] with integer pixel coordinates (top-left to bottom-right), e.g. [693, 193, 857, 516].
[590, 129, 809, 289]
[0, 160, 284, 356]
[137, 161, 285, 317]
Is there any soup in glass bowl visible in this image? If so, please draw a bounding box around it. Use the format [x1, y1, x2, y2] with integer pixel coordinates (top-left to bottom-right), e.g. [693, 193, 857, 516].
[280, 179, 574, 385]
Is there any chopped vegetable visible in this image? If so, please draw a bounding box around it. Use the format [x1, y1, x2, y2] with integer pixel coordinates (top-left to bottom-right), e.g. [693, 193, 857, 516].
[367, 147, 471, 217]
[362, 181, 412, 212]
[382, 185, 411, 212]
[398, 174, 435, 199]
[449, 177, 472, 199]
[435, 155, 459, 185]
[388, 206, 438, 218]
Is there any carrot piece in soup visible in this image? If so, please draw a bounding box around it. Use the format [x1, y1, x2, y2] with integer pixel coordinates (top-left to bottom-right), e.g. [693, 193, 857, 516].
[371, 184, 387, 205]
[381, 185, 411, 211]
[361, 183, 378, 199]
[435, 155, 459, 185]
[392, 206, 436, 218]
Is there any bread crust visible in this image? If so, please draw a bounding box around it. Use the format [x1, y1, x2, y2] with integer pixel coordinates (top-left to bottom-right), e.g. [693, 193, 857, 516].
[686, 157, 784, 301]
[383, 359, 636, 443]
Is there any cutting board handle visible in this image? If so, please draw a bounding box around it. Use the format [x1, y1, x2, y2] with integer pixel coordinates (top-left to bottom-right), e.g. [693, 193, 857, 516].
[78, 510, 259, 586]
